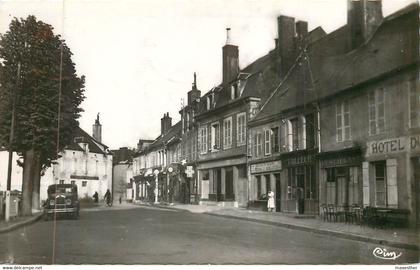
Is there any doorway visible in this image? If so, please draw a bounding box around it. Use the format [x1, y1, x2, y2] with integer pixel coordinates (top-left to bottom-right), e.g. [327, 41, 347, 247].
[225, 168, 234, 201]
[275, 173, 281, 212]
[297, 168, 305, 214]
[413, 158, 420, 226]
[216, 169, 222, 201]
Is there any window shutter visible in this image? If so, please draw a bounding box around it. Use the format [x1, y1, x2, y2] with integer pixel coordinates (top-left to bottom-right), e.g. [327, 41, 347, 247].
[362, 162, 370, 207]
[386, 159, 398, 208]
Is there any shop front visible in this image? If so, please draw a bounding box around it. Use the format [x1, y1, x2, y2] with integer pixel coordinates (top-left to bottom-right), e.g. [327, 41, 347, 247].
[318, 147, 363, 210]
[281, 150, 318, 214]
[249, 159, 282, 212]
[198, 157, 248, 207]
[364, 134, 420, 226]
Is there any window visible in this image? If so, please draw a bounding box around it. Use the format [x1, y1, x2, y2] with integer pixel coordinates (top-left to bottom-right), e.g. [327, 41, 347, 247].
[71, 180, 75, 185]
[280, 120, 288, 152]
[199, 125, 208, 154]
[375, 162, 387, 207]
[211, 122, 220, 150]
[336, 102, 351, 141]
[409, 79, 420, 128]
[305, 114, 315, 148]
[271, 127, 279, 153]
[59, 180, 64, 184]
[223, 117, 232, 149]
[206, 95, 213, 110]
[237, 113, 246, 146]
[369, 88, 385, 135]
[264, 129, 271, 155]
[290, 118, 299, 150]
[257, 132, 263, 156]
[231, 83, 239, 99]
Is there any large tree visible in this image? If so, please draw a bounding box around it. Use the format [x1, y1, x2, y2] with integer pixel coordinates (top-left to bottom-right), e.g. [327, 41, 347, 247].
[0, 16, 85, 215]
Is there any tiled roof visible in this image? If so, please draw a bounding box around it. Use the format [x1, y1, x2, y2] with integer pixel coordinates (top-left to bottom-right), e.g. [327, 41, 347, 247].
[66, 127, 111, 155]
[252, 3, 419, 122]
[141, 121, 182, 153]
[196, 27, 326, 117]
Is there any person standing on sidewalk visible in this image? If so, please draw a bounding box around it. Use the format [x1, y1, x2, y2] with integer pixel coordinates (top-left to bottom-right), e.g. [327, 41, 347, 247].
[267, 190, 275, 212]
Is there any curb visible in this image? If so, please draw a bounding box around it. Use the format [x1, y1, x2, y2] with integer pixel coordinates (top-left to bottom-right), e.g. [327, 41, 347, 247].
[203, 212, 419, 251]
[134, 203, 189, 212]
[0, 213, 43, 234]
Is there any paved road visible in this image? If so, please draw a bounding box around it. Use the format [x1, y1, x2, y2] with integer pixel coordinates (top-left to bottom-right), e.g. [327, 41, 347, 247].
[0, 206, 418, 264]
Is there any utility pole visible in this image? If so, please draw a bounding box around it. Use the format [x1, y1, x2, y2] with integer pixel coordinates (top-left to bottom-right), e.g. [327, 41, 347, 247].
[5, 62, 21, 222]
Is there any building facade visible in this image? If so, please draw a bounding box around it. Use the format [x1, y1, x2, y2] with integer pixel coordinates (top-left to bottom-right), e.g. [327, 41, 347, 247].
[249, 1, 419, 223]
[132, 114, 182, 203]
[41, 116, 113, 202]
[195, 28, 287, 208]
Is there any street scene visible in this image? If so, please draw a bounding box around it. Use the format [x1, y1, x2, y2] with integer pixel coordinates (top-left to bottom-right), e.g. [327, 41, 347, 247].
[0, 0, 419, 267]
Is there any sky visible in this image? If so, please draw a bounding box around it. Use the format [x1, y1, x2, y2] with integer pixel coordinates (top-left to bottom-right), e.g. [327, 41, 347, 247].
[0, 0, 416, 149]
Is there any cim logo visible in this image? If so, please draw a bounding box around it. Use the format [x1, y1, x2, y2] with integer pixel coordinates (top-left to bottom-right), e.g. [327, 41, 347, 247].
[372, 247, 402, 260]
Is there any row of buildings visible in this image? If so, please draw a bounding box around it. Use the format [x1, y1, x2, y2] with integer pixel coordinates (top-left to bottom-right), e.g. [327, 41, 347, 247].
[129, 0, 419, 227]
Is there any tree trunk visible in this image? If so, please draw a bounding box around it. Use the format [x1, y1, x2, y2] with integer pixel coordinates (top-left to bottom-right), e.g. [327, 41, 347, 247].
[31, 151, 41, 210]
[21, 149, 35, 216]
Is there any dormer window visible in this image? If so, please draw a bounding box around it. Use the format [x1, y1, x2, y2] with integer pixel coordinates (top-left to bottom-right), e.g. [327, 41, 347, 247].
[231, 83, 240, 100]
[206, 95, 213, 110]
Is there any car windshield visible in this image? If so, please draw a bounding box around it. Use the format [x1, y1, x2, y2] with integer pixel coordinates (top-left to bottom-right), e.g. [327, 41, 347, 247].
[48, 186, 75, 195]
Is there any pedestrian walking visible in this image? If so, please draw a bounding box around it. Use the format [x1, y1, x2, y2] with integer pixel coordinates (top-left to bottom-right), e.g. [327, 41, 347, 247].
[119, 196, 122, 204]
[93, 191, 99, 203]
[104, 189, 112, 206]
[267, 190, 275, 212]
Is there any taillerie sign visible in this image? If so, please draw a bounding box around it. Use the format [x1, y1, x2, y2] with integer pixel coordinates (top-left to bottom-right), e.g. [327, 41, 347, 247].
[367, 134, 420, 157]
[284, 154, 315, 167]
[251, 160, 282, 174]
[320, 155, 361, 168]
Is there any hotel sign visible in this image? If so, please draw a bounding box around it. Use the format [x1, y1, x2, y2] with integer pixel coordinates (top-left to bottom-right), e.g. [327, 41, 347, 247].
[367, 134, 420, 157]
[251, 160, 282, 174]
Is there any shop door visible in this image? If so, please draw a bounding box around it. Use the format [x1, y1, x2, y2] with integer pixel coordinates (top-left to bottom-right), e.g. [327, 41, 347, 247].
[216, 169, 222, 201]
[225, 169, 234, 201]
[297, 172, 305, 214]
[336, 176, 348, 206]
[414, 158, 420, 226]
[275, 174, 281, 212]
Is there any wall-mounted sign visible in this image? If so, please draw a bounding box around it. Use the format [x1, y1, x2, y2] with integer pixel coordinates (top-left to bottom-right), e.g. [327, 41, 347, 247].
[250, 160, 282, 174]
[367, 134, 420, 157]
[320, 156, 361, 168]
[185, 166, 194, 178]
[284, 154, 315, 167]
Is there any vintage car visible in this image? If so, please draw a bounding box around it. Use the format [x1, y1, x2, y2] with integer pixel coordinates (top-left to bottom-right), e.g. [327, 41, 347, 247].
[44, 184, 80, 220]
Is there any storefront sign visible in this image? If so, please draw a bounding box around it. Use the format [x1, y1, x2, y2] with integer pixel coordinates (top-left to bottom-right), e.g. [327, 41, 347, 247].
[367, 134, 420, 157]
[284, 154, 315, 167]
[250, 160, 282, 174]
[320, 156, 361, 168]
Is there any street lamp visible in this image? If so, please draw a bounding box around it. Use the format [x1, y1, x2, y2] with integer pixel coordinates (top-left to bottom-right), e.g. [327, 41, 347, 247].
[153, 169, 159, 204]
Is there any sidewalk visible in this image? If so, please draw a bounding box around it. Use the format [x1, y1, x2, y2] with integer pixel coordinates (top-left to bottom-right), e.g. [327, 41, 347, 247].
[153, 203, 420, 251]
[0, 212, 43, 234]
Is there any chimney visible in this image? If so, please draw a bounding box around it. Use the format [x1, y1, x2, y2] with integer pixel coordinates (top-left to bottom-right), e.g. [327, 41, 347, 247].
[277, 16, 296, 77]
[161, 112, 172, 135]
[187, 72, 201, 105]
[92, 113, 102, 143]
[348, 0, 383, 49]
[296, 21, 308, 39]
[222, 28, 239, 85]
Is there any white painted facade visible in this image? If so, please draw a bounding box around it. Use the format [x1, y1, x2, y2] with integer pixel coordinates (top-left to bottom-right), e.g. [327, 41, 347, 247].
[40, 146, 113, 202]
[0, 151, 23, 192]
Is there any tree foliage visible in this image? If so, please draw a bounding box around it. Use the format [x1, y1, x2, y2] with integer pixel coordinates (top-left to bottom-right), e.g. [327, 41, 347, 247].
[0, 16, 85, 213]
